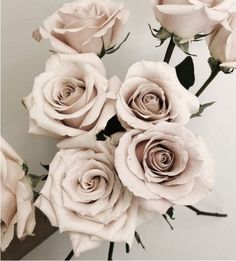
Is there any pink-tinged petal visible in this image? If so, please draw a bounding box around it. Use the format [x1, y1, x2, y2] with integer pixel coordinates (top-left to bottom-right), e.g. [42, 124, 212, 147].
[152, 2, 227, 38]
[173, 136, 215, 205]
[1, 216, 16, 251]
[117, 61, 199, 129]
[57, 132, 97, 149]
[35, 0, 129, 55]
[45, 53, 106, 77]
[0, 137, 23, 165]
[16, 177, 35, 238]
[115, 130, 159, 199]
[138, 197, 172, 214]
[0, 180, 16, 226]
[208, 13, 236, 65]
[69, 232, 103, 256]
[92, 99, 116, 133]
[35, 195, 58, 227]
[107, 75, 121, 99]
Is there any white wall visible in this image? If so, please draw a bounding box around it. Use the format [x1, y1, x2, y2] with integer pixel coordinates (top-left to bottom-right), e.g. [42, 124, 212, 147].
[2, 0, 236, 260]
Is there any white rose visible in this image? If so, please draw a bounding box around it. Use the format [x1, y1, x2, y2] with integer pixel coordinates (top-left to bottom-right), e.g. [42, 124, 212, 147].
[35, 139, 146, 256]
[33, 0, 129, 55]
[116, 61, 199, 130]
[151, 0, 234, 39]
[207, 12, 236, 68]
[115, 123, 215, 214]
[0, 137, 35, 251]
[23, 53, 120, 139]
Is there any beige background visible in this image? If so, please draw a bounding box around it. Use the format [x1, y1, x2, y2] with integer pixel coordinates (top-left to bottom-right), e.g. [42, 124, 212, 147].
[1, 0, 236, 260]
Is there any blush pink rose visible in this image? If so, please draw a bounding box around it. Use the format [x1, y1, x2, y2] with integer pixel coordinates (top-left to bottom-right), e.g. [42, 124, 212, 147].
[151, 0, 235, 39]
[0, 137, 35, 251]
[114, 123, 215, 214]
[207, 12, 236, 68]
[116, 61, 199, 130]
[23, 53, 121, 139]
[33, 0, 129, 55]
[35, 139, 147, 256]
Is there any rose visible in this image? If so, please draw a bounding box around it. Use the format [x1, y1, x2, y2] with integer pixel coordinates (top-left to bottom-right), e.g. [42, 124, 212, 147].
[207, 12, 236, 68]
[151, 0, 234, 39]
[116, 61, 199, 130]
[0, 137, 35, 251]
[35, 139, 145, 256]
[23, 53, 120, 139]
[33, 0, 129, 55]
[114, 123, 215, 214]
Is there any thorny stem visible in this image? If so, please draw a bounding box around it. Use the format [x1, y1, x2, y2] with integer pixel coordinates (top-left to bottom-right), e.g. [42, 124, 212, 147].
[186, 205, 228, 217]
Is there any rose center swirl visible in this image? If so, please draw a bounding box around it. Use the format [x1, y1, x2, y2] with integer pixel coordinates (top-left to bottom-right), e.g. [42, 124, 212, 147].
[54, 78, 85, 106]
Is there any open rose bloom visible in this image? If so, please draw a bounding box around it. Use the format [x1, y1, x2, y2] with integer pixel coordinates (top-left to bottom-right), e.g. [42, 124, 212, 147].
[33, 0, 129, 55]
[0, 137, 35, 251]
[151, 0, 235, 39]
[35, 139, 148, 256]
[115, 123, 215, 214]
[23, 53, 120, 139]
[116, 61, 199, 130]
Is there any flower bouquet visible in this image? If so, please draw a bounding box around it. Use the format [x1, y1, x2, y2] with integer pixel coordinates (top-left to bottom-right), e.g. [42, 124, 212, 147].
[1, 0, 236, 260]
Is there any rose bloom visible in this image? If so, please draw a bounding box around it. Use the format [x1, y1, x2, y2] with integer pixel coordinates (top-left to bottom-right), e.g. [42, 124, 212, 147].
[33, 0, 129, 55]
[35, 139, 146, 256]
[0, 137, 35, 251]
[151, 0, 235, 39]
[23, 53, 120, 139]
[115, 123, 215, 214]
[116, 61, 199, 130]
[207, 12, 236, 68]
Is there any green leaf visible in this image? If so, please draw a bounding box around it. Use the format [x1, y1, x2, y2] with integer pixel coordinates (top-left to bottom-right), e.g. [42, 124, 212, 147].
[22, 162, 29, 174]
[166, 207, 175, 220]
[162, 214, 174, 230]
[105, 32, 130, 55]
[135, 231, 145, 250]
[40, 163, 49, 172]
[98, 41, 106, 59]
[176, 56, 195, 89]
[96, 130, 107, 141]
[194, 30, 214, 41]
[173, 36, 196, 56]
[27, 173, 48, 188]
[191, 102, 215, 118]
[33, 190, 40, 201]
[148, 25, 171, 46]
[49, 50, 57, 54]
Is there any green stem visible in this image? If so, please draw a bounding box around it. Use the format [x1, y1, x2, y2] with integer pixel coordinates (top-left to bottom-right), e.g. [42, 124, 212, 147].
[163, 37, 175, 64]
[65, 250, 74, 260]
[108, 242, 115, 260]
[195, 67, 220, 97]
[186, 206, 227, 217]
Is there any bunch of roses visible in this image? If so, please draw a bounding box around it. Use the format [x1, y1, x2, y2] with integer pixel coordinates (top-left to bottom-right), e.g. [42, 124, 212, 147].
[2, 0, 235, 256]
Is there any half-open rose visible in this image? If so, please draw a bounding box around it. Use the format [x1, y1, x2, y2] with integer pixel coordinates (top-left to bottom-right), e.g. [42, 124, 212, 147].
[1, 137, 35, 251]
[33, 0, 129, 55]
[35, 139, 145, 256]
[207, 12, 236, 68]
[115, 123, 215, 214]
[23, 53, 120, 139]
[151, 0, 234, 39]
[116, 61, 199, 130]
